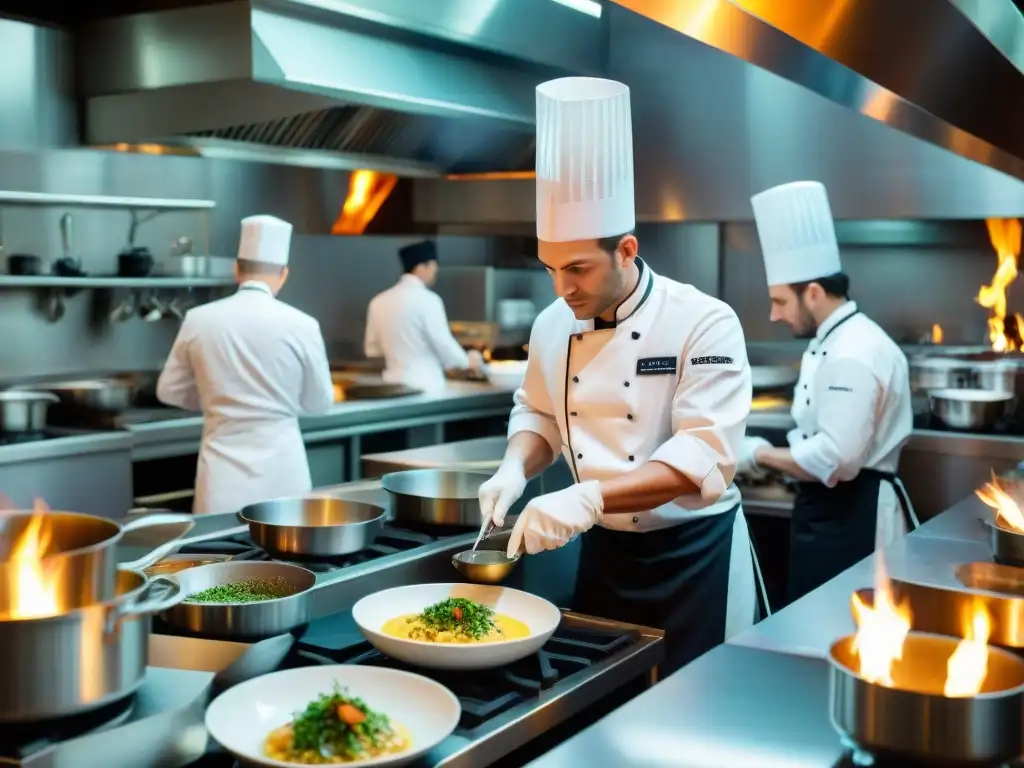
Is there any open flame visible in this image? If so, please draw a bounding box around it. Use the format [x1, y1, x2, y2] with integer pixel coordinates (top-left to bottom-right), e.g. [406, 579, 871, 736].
[851, 551, 991, 697]
[851, 551, 912, 686]
[931, 323, 943, 345]
[978, 218, 1024, 352]
[944, 600, 991, 697]
[2, 499, 61, 620]
[976, 474, 1024, 532]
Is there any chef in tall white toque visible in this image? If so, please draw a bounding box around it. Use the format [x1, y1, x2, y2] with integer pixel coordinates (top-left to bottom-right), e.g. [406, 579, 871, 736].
[477, 76, 757, 675]
[157, 215, 334, 515]
[739, 181, 917, 605]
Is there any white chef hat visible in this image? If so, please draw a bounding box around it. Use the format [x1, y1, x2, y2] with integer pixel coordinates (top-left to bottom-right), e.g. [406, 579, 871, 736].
[237, 215, 293, 266]
[535, 77, 635, 243]
[750, 181, 842, 286]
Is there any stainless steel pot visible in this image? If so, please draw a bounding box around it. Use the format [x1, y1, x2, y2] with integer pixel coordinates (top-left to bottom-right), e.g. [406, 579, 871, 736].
[31, 378, 135, 413]
[382, 469, 492, 528]
[0, 390, 58, 432]
[909, 356, 974, 392]
[0, 568, 182, 722]
[927, 388, 1012, 430]
[160, 561, 317, 639]
[240, 497, 386, 557]
[830, 631, 1024, 765]
[979, 517, 1024, 567]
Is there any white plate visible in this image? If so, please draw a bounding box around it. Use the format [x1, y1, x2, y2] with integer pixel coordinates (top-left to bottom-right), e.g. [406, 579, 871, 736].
[353, 583, 561, 670]
[205, 665, 460, 767]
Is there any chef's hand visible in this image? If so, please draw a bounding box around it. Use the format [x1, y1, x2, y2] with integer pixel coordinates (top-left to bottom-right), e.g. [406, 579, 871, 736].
[507, 481, 603, 557]
[467, 350, 484, 372]
[737, 436, 772, 478]
[478, 461, 528, 528]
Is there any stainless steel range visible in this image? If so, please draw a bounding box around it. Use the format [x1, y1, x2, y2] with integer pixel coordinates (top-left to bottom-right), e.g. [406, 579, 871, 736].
[0, 484, 664, 768]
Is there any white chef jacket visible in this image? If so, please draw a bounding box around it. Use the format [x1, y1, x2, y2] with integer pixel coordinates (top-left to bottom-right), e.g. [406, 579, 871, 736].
[509, 260, 752, 532]
[787, 301, 913, 544]
[156, 282, 334, 515]
[364, 274, 469, 393]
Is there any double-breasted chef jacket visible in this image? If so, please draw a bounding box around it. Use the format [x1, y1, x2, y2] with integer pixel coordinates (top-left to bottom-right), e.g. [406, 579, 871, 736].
[508, 258, 757, 672]
[364, 274, 469, 393]
[784, 300, 916, 602]
[157, 282, 334, 515]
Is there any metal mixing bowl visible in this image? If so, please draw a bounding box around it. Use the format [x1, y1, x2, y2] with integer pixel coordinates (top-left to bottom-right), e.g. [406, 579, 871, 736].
[452, 549, 520, 584]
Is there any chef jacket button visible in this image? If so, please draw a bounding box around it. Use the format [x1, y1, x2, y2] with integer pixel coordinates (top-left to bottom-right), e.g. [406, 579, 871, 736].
[811, 351, 816, 356]
[801, 433, 807, 439]
[632, 331, 640, 340]
[806, 398, 810, 405]
[570, 411, 577, 417]
[577, 453, 583, 459]
[573, 376, 579, 383]
[576, 334, 583, 341]
[628, 455, 635, 462]
[627, 414, 633, 420]
[632, 516, 639, 524]
[624, 381, 630, 387]
[803, 384, 807, 389]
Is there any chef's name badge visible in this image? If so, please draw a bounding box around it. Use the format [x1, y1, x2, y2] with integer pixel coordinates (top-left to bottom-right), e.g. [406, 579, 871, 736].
[636, 356, 678, 376]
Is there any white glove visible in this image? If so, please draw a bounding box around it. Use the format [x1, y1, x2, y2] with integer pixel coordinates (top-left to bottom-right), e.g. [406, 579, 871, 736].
[467, 350, 484, 372]
[738, 436, 772, 477]
[507, 480, 603, 557]
[478, 461, 528, 528]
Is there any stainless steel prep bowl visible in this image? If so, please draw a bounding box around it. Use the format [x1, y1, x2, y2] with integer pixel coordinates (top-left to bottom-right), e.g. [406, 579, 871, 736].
[241, 496, 386, 557]
[0, 390, 58, 432]
[161, 561, 317, 639]
[452, 549, 520, 584]
[928, 388, 1013, 430]
[382, 469, 491, 528]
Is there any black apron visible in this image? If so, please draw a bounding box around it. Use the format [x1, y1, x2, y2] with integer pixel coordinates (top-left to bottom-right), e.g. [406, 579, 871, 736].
[572, 504, 740, 677]
[786, 308, 919, 605]
[788, 470, 917, 604]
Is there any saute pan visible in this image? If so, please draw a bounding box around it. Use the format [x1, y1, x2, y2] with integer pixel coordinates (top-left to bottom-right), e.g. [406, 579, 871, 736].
[240, 496, 386, 558]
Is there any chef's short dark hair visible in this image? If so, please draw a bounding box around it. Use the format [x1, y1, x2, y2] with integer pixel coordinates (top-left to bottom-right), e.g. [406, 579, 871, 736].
[791, 272, 849, 299]
[236, 258, 285, 277]
[597, 231, 635, 256]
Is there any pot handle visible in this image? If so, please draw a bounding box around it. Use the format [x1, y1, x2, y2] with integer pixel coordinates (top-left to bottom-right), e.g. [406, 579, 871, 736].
[108, 576, 184, 632]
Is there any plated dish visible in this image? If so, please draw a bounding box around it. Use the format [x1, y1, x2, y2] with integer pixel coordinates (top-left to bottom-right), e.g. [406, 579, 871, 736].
[205, 665, 460, 768]
[353, 583, 561, 670]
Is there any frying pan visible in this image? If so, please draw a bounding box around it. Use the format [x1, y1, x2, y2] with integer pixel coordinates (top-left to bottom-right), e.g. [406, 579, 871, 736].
[352, 582, 561, 670]
[239, 496, 386, 558]
[381, 470, 491, 529]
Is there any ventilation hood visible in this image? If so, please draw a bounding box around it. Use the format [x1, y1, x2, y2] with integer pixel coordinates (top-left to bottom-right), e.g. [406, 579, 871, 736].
[417, 0, 1024, 224]
[77, 0, 603, 177]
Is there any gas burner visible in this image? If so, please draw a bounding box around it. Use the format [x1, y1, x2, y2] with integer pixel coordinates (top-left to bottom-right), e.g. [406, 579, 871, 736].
[0, 696, 135, 761]
[290, 626, 643, 730]
[177, 526, 443, 572]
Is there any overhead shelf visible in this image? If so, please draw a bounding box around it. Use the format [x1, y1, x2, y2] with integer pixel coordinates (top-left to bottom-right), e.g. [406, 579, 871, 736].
[0, 276, 235, 289]
[0, 191, 216, 210]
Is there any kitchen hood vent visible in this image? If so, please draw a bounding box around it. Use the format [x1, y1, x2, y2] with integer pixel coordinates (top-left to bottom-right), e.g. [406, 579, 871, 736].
[75, 0, 583, 176]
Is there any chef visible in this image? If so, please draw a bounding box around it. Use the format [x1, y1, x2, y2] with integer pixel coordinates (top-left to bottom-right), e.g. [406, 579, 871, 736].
[157, 215, 334, 515]
[477, 76, 756, 675]
[739, 180, 917, 605]
[364, 240, 480, 392]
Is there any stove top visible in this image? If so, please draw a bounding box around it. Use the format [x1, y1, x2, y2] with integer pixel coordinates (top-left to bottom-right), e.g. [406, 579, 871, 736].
[0, 430, 72, 446]
[184, 611, 663, 768]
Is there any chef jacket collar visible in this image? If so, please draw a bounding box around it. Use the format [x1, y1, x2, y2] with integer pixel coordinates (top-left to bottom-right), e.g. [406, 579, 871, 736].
[588, 257, 654, 332]
[238, 280, 273, 296]
[399, 273, 427, 289]
[808, 300, 858, 350]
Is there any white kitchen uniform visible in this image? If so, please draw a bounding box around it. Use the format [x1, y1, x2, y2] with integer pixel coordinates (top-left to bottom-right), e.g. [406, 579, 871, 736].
[751, 181, 917, 603]
[157, 216, 333, 515]
[364, 274, 469, 393]
[510, 258, 757, 668]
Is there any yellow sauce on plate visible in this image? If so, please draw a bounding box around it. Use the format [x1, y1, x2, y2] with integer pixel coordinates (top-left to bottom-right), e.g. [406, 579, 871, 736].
[381, 613, 531, 643]
[263, 721, 412, 764]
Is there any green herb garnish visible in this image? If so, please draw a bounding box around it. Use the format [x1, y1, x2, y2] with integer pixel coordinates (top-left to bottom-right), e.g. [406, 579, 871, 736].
[185, 577, 293, 604]
[291, 683, 395, 760]
[416, 597, 496, 640]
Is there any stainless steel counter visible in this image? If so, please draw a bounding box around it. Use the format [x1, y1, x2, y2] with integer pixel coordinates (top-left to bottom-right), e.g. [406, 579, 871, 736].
[128, 382, 514, 461]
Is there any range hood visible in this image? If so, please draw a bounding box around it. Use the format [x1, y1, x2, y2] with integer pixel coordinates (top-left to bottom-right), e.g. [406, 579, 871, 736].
[77, 0, 604, 177]
[417, 0, 1024, 224]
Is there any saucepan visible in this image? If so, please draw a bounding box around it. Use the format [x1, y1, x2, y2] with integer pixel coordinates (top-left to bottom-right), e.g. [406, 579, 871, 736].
[159, 561, 318, 640]
[240, 496, 386, 558]
[382, 470, 492, 529]
[352, 582, 561, 670]
[0, 568, 182, 722]
[977, 516, 1024, 567]
[0, 390, 59, 433]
